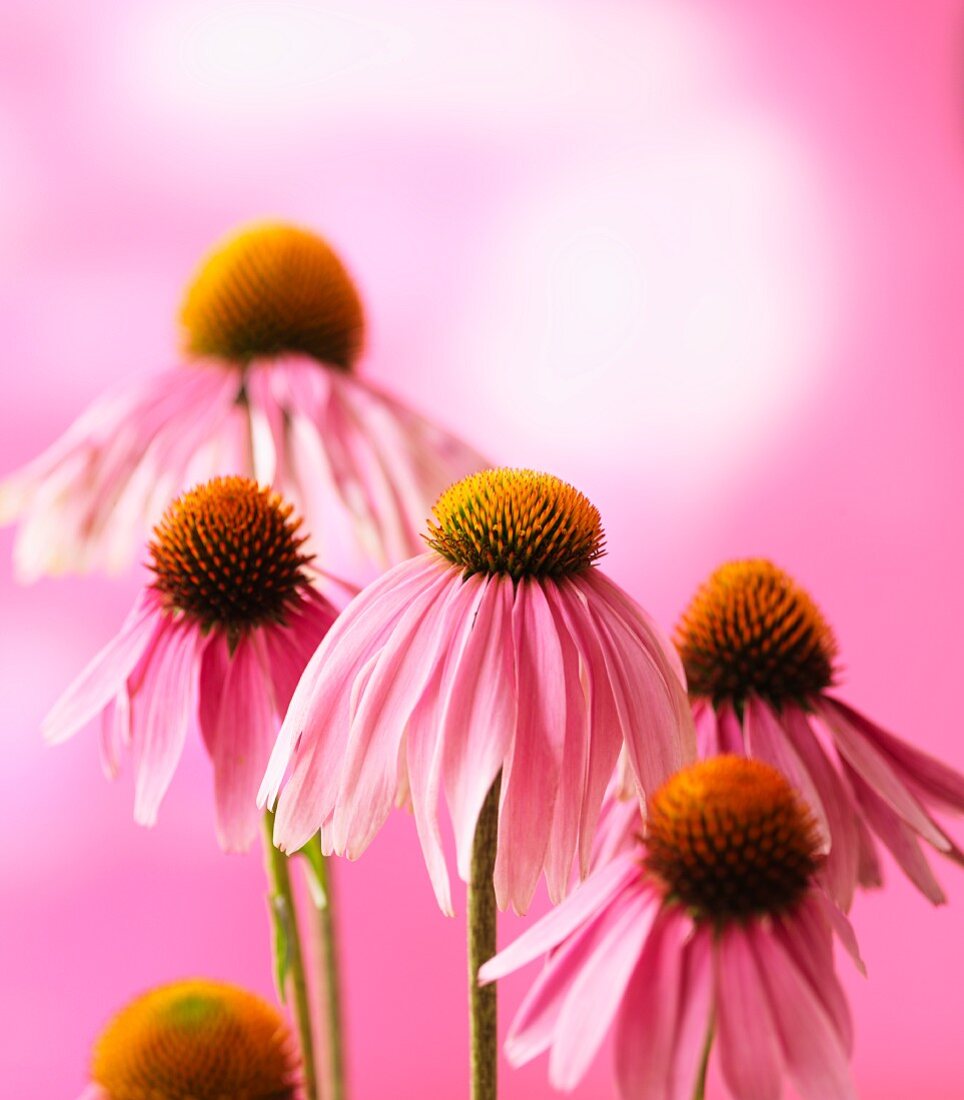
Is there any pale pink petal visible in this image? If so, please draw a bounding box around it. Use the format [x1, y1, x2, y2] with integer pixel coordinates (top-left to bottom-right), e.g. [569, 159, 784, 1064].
[331, 568, 458, 858]
[262, 556, 444, 846]
[780, 706, 860, 910]
[3, 366, 242, 579]
[548, 886, 662, 1088]
[845, 763, 947, 904]
[480, 854, 644, 984]
[198, 633, 231, 754]
[542, 583, 594, 901]
[404, 660, 453, 914]
[439, 575, 516, 883]
[129, 619, 203, 827]
[580, 582, 692, 801]
[553, 580, 625, 879]
[750, 922, 856, 1100]
[772, 896, 853, 1053]
[826, 695, 964, 813]
[615, 910, 712, 1100]
[98, 689, 130, 780]
[200, 635, 278, 852]
[815, 697, 950, 850]
[43, 592, 164, 744]
[715, 926, 783, 1100]
[745, 696, 830, 850]
[590, 787, 643, 871]
[494, 581, 566, 914]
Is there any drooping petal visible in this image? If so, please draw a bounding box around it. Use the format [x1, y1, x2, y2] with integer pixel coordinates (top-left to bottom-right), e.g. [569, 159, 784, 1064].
[3, 366, 242, 580]
[259, 588, 338, 714]
[479, 854, 644, 983]
[780, 705, 860, 911]
[42, 592, 164, 744]
[262, 556, 445, 848]
[750, 922, 856, 1100]
[715, 925, 783, 1100]
[614, 909, 712, 1100]
[772, 896, 854, 1054]
[815, 698, 950, 850]
[494, 580, 567, 914]
[693, 698, 721, 757]
[579, 578, 693, 801]
[331, 568, 460, 858]
[439, 575, 516, 883]
[200, 634, 278, 852]
[716, 700, 746, 754]
[548, 885, 662, 1089]
[744, 696, 830, 851]
[129, 619, 203, 827]
[845, 763, 947, 904]
[826, 695, 964, 814]
[552, 579, 625, 879]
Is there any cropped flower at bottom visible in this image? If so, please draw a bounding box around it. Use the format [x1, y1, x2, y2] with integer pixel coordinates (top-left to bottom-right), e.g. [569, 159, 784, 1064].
[43, 477, 338, 851]
[481, 758, 862, 1100]
[80, 979, 299, 1100]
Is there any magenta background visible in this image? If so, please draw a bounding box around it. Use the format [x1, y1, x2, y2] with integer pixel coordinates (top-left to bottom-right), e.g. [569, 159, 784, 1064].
[1, 1, 962, 1096]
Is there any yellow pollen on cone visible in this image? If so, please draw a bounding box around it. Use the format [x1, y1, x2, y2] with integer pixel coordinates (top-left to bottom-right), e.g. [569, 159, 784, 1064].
[675, 559, 838, 708]
[90, 979, 299, 1100]
[180, 221, 364, 369]
[424, 467, 605, 579]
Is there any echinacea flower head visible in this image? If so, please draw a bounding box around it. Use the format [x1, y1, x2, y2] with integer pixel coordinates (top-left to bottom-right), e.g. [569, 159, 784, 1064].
[82, 979, 299, 1100]
[44, 476, 338, 851]
[1, 221, 485, 581]
[261, 468, 695, 915]
[675, 559, 964, 909]
[481, 756, 862, 1100]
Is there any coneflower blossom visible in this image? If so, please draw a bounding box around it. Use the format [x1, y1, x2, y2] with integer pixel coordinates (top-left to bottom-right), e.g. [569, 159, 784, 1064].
[675, 559, 964, 908]
[481, 757, 863, 1100]
[80, 979, 299, 1100]
[261, 468, 695, 915]
[1, 221, 485, 581]
[44, 477, 338, 851]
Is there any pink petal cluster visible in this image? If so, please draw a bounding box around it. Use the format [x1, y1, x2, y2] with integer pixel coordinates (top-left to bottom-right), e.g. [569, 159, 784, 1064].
[44, 585, 337, 850]
[261, 553, 695, 915]
[0, 357, 485, 581]
[481, 849, 863, 1100]
[697, 694, 964, 908]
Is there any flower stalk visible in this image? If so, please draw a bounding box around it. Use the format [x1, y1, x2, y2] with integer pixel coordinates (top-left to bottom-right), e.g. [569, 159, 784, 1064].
[262, 811, 319, 1100]
[469, 776, 502, 1100]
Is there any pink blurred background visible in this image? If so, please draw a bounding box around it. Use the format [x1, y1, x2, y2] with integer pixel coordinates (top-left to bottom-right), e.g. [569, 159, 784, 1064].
[2, 0, 962, 1096]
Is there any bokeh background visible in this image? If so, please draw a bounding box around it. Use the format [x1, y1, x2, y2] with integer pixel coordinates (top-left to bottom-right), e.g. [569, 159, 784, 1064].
[2, 1, 962, 1096]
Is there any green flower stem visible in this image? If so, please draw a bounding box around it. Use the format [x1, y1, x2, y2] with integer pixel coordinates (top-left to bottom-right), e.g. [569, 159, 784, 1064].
[262, 811, 318, 1100]
[468, 776, 502, 1100]
[306, 835, 347, 1100]
[692, 1020, 714, 1100]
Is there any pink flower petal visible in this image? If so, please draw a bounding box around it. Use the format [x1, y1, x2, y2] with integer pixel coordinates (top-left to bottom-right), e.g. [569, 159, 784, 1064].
[479, 854, 644, 983]
[129, 619, 203, 827]
[716, 700, 746, 754]
[615, 909, 712, 1100]
[815, 697, 949, 850]
[845, 763, 947, 904]
[780, 706, 860, 911]
[826, 695, 964, 814]
[745, 696, 831, 851]
[715, 925, 783, 1100]
[494, 581, 567, 914]
[548, 886, 662, 1089]
[331, 568, 458, 858]
[693, 699, 721, 757]
[42, 592, 163, 744]
[201, 635, 278, 852]
[439, 576, 516, 884]
[750, 922, 856, 1100]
